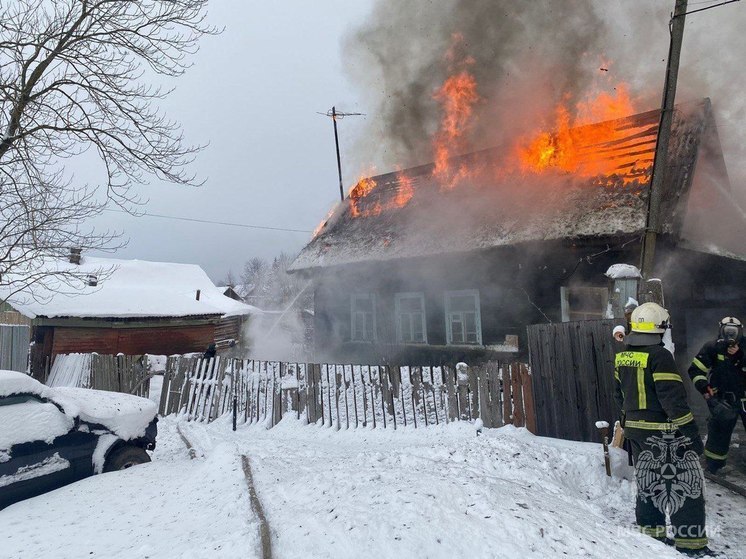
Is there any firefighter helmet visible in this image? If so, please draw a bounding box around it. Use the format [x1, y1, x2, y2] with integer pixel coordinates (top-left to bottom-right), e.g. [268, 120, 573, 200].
[630, 302, 671, 334]
[718, 316, 743, 342]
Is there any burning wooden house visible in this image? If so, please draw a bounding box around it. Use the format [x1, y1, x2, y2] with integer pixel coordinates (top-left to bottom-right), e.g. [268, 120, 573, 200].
[290, 98, 746, 368]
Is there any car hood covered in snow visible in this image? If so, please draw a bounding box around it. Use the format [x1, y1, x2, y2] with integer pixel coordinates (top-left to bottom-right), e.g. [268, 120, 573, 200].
[50, 387, 157, 441]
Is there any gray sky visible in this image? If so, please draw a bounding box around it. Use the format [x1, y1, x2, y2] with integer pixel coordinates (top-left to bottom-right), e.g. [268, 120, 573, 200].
[90, 1, 374, 282]
[86, 0, 746, 283]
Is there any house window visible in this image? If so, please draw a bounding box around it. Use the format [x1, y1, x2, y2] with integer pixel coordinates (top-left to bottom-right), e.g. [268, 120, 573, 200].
[560, 286, 609, 322]
[395, 292, 427, 344]
[351, 293, 376, 342]
[445, 290, 482, 345]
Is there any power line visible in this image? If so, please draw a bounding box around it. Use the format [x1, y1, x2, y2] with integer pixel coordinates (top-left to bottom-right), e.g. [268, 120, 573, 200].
[102, 208, 313, 233]
[678, 0, 740, 17]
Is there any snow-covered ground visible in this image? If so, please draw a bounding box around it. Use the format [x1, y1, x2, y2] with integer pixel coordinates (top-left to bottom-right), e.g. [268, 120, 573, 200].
[2, 416, 745, 558]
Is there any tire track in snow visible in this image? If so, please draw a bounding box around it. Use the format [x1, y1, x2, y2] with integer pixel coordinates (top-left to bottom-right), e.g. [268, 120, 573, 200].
[242, 454, 273, 559]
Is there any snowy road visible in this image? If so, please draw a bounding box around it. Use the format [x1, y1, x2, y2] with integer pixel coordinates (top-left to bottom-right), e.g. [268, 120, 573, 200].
[179, 416, 746, 559]
[2, 415, 745, 558]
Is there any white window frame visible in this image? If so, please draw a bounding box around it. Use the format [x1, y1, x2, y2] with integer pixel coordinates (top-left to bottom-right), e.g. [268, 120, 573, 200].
[395, 292, 427, 344]
[350, 293, 377, 342]
[444, 289, 482, 345]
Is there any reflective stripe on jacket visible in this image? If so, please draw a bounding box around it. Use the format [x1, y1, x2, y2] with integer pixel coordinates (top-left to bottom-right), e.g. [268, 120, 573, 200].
[687, 340, 746, 396]
[614, 344, 695, 429]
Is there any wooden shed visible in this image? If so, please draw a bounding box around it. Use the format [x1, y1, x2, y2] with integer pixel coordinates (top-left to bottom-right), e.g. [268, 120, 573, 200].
[0, 255, 259, 378]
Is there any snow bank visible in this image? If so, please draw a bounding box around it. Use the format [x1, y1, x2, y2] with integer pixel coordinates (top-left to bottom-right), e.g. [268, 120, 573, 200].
[0, 441, 260, 559]
[181, 418, 689, 559]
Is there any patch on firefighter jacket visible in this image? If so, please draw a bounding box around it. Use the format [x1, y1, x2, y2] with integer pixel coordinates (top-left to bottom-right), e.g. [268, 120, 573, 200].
[636, 432, 703, 516]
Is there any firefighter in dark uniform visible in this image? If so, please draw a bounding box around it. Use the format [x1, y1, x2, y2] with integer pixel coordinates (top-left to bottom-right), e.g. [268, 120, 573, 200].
[615, 302, 709, 556]
[688, 316, 746, 474]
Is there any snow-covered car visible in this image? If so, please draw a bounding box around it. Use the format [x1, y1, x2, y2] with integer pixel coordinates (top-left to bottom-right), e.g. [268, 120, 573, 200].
[0, 370, 157, 509]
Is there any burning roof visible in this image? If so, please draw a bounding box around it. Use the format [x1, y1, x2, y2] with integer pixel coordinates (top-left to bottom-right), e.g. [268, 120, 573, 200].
[291, 99, 732, 273]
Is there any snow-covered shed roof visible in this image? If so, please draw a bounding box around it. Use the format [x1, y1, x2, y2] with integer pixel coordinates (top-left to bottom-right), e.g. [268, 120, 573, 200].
[291, 99, 743, 272]
[0, 256, 260, 320]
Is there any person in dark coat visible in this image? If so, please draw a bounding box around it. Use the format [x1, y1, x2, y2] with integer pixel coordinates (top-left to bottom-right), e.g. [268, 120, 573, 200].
[203, 343, 217, 360]
[615, 302, 709, 556]
[688, 316, 746, 474]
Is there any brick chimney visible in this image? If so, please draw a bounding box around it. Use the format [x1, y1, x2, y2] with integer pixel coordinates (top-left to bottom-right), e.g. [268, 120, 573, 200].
[69, 248, 82, 265]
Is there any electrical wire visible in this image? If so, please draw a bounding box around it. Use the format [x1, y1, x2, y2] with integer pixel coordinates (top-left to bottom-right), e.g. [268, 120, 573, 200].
[678, 0, 741, 17]
[101, 208, 313, 233]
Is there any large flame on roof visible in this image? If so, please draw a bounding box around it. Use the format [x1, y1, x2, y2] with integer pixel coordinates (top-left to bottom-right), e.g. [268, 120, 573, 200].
[314, 45, 652, 235]
[516, 85, 651, 185]
[432, 34, 480, 189]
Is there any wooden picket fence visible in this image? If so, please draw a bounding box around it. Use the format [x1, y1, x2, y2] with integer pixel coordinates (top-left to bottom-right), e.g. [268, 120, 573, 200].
[158, 357, 536, 432]
[47, 353, 151, 398]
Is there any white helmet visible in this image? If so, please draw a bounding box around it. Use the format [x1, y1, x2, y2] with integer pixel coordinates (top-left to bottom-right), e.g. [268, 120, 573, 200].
[630, 302, 671, 334]
[719, 316, 742, 341]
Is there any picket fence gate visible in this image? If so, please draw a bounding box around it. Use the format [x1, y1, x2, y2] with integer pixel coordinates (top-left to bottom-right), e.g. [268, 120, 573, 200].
[47, 353, 151, 398]
[158, 357, 536, 432]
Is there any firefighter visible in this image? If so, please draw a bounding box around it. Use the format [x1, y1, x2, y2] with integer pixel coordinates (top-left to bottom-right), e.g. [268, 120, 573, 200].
[615, 302, 709, 556]
[688, 316, 746, 474]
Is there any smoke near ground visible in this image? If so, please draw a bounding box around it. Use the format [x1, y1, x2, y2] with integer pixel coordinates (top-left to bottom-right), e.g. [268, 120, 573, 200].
[343, 0, 746, 205]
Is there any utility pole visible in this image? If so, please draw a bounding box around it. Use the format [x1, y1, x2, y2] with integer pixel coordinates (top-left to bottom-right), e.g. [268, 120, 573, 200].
[319, 107, 364, 201]
[332, 107, 344, 201]
[640, 0, 688, 279]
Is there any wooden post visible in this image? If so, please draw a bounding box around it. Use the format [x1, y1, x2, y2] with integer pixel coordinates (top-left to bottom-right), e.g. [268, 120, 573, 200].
[408, 367, 418, 429]
[417, 367, 428, 427]
[429, 367, 439, 426]
[521, 364, 537, 434]
[361, 365, 369, 428]
[326, 365, 333, 427]
[445, 365, 458, 422]
[209, 358, 228, 422]
[489, 363, 503, 428]
[350, 365, 359, 429]
[158, 370, 172, 416]
[502, 365, 512, 426]
[468, 365, 479, 421]
[397, 367, 407, 428]
[375, 367, 385, 429]
[477, 367, 491, 428]
[273, 362, 285, 425]
[381, 366, 392, 426]
[456, 363, 470, 421]
[342, 365, 350, 430]
[334, 365, 341, 430]
[511, 363, 525, 427]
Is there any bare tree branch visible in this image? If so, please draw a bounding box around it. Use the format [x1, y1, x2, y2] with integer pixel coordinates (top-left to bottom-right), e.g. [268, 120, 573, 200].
[0, 0, 217, 297]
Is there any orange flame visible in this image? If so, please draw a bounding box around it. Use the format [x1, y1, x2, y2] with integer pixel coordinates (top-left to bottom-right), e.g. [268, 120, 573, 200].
[394, 172, 414, 207]
[350, 176, 378, 218]
[516, 85, 651, 185]
[348, 170, 414, 219]
[432, 34, 480, 188]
